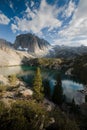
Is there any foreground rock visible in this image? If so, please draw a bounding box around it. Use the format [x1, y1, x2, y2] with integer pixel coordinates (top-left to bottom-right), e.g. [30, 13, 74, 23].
[0, 75, 9, 85]
[43, 98, 55, 111]
[0, 78, 33, 106]
[20, 89, 33, 97]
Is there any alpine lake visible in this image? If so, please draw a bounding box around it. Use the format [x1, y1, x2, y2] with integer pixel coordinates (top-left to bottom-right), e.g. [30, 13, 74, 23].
[0, 65, 85, 104]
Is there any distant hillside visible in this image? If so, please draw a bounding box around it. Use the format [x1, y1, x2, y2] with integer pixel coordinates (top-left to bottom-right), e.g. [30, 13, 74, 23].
[48, 45, 87, 59]
[24, 58, 63, 69]
[1, 34, 87, 67]
[72, 54, 87, 84]
[14, 33, 51, 56]
[0, 48, 34, 66]
[0, 39, 34, 66]
[0, 39, 12, 50]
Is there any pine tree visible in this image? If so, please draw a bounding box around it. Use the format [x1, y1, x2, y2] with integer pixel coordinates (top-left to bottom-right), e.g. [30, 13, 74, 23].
[85, 95, 87, 102]
[52, 74, 63, 105]
[71, 98, 76, 112]
[70, 98, 79, 114]
[44, 80, 51, 99]
[8, 74, 17, 86]
[33, 67, 44, 102]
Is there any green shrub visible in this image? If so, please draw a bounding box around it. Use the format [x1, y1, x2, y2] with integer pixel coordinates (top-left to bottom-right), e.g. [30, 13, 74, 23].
[8, 75, 17, 86]
[0, 84, 7, 92]
[0, 99, 49, 130]
[49, 107, 79, 130]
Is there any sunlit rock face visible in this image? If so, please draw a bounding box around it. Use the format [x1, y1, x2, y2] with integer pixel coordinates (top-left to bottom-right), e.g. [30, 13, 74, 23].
[0, 45, 34, 67]
[0, 39, 12, 50]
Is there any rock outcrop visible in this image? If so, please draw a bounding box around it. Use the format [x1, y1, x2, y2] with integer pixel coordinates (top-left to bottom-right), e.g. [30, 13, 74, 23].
[0, 47, 34, 66]
[14, 33, 51, 55]
[0, 39, 12, 50]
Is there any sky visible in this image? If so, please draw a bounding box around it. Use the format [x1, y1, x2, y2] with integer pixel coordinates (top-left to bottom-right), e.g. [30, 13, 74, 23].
[0, 0, 87, 46]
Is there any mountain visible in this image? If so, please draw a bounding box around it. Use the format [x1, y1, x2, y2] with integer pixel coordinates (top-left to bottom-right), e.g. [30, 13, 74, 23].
[14, 33, 51, 56]
[48, 45, 87, 59]
[0, 39, 12, 50]
[0, 48, 34, 66]
[71, 54, 87, 84]
[1, 34, 87, 66]
[0, 39, 34, 66]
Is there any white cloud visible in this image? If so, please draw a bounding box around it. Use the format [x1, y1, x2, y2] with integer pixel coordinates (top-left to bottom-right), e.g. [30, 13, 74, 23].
[11, 0, 62, 34]
[55, 0, 87, 46]
[11, 23, 18, 33]
[11, 0, 87, 46]
[0, 11, 10, 25]
[63, 0, 76, 18]
[31, 1, 34, 7]
[9, 0, 14, 10]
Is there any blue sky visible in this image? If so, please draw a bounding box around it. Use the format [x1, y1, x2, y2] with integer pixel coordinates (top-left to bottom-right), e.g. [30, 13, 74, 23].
[0, 0, 87, 46]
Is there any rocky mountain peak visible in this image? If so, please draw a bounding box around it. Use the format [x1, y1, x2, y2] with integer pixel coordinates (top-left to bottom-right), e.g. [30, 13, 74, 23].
[14, 33, 51, 54]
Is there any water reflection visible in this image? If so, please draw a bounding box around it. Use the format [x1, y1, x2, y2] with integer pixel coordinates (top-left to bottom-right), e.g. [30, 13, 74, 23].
[62, 80, 85, 104]
[0, 66, 85, 104]
[49, 79, 57, 95]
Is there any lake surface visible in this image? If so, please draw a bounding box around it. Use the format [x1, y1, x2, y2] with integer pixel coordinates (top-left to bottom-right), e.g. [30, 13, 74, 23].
[0, 66, 85, 104]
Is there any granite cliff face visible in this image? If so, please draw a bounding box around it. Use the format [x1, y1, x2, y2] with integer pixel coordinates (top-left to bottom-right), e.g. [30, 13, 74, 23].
[14, 33, 50, 54]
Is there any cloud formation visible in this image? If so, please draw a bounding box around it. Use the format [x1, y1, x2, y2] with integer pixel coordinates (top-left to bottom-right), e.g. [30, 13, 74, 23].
[11, 0, 62, 35]
[62, 0, 76, 18]
[10, 0, 87, 46]
[9, 0, 14, 10]
[0, 11, 10, 25]
[31, 1, 34, 7]
[55, 0, 87, 46]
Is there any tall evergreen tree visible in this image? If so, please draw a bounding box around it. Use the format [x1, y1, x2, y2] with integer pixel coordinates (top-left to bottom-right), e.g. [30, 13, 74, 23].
[44, 80, 51, 99]
[33, 67, 44, 102]
[52, 74, 63, 105]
